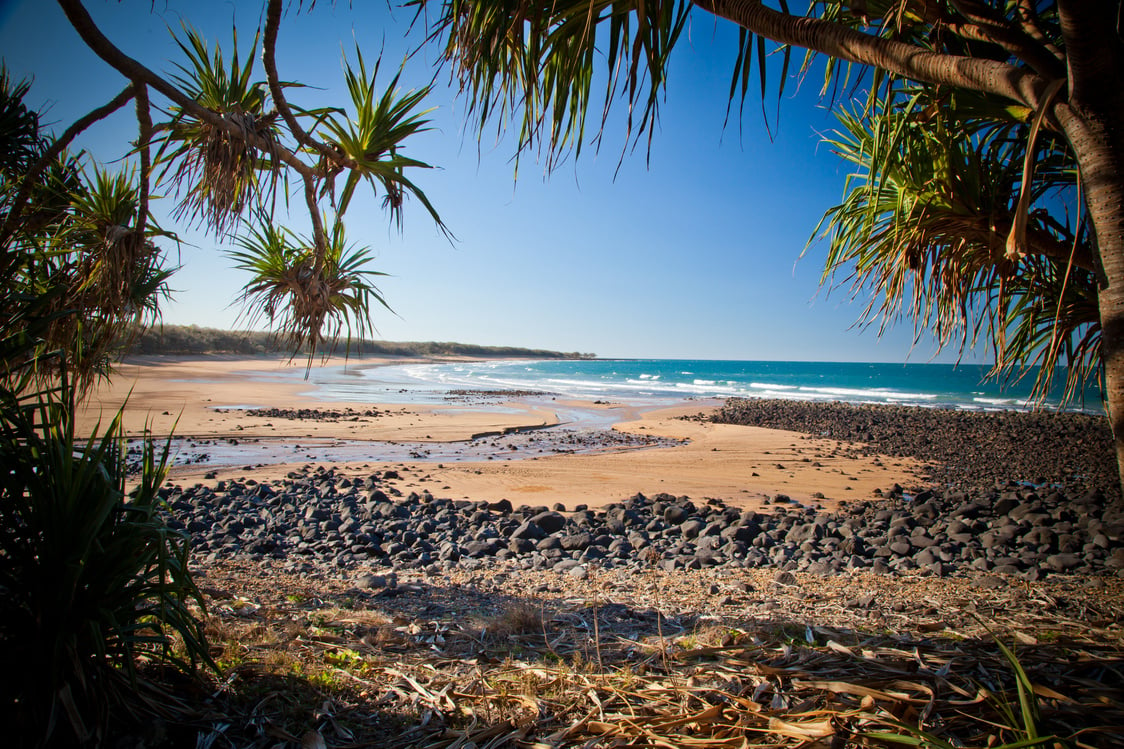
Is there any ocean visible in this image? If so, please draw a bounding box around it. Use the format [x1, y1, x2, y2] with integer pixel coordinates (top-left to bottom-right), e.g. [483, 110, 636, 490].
[291, 358, 1104, 413]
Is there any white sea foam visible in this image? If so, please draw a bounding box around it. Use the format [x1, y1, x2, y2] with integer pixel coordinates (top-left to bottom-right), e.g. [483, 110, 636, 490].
[328, 358, 1097, 413]
[973, 396, 1024, 407]
[749, 382, 797, 391]
[797, 385, 938, 401]
[544, 378, 614, 392]
[674, 382, 741, 395]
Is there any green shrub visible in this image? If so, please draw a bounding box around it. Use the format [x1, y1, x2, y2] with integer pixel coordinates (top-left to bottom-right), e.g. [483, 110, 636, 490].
[0, 379, 211, 746]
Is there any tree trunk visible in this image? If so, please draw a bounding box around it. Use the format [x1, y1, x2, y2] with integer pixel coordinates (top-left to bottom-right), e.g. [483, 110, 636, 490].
[1063, 107, 1124, 494]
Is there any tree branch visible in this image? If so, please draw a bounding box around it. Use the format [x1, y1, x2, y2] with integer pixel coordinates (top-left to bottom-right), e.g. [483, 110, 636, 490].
[1014, 0, 1065, 63]
[55, 0, 318, 182]
[996, 217, 1096, 273]
[948, 0, 1063, 74]
[940, 0, 1067, 79]
[945, 19, 1065, 79]
[262, 0, 355, 172]
[693, 0, 1058, 110]
[261, 0, 335, 265]
[134, 83, 151, 241]
[0, 83, 135, 248]
[304, 175, 328, 273]
[1057, 0, 1124, 113]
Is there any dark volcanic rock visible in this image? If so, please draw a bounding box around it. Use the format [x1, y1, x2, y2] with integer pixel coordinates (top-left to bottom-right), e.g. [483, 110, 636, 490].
[530, 511, 567, 535]
[710, 398, 1116, 498]
[162, 435, 1124, 581]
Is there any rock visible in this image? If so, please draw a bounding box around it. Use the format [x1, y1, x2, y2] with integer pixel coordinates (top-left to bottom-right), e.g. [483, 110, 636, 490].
[993, 497, 1020, 515]
[560, 532, 592, 551]
[774, 570, 797, 586]
[510, 521, 547, 541]
[463, 537, 503, 553]
[355, 573, 394, 590]
[914, 549, 938, 566]
[889, 540, 913, 556]
[845, 593, 877, 609]
[680, 520, 705, 539]
[663, 505, 689, 524]
[552, 559, 582, 573]
[164, 449, 1120, 581]
[531, 511, 567, 534]
[1046, 553, 1082, 572]
[722, 522, 761, 544]
[488, 498, 514, 513]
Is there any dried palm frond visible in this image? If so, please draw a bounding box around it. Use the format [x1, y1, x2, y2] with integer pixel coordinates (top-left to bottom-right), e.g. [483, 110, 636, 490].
[229, 218, 388, 371]
[155, 25, 279, 235]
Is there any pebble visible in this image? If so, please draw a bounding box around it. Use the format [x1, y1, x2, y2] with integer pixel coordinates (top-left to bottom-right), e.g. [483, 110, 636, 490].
[162, 467, 1124, 583]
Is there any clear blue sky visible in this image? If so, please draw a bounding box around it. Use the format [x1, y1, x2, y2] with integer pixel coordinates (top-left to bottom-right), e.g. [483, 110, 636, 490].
[1, 0, 974, 362]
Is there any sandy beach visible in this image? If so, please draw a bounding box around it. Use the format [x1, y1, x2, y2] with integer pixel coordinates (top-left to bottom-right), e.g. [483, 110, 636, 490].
[78, 355, 925, 510]
[72, 355, 1124, 748]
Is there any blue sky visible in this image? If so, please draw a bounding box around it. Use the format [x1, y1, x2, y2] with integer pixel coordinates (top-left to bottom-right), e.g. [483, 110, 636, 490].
[1, 0, 973, 362]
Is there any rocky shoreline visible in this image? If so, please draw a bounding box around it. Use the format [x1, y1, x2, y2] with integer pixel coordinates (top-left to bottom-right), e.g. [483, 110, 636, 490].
[168, 470, 1124, 584]
[155, 397, 1124, 749]
[709, 398, 1116, 496]
[159, 399, 1124, 583]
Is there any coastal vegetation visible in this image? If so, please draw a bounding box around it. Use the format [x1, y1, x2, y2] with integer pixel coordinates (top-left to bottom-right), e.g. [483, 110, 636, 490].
[0, 67, 211, 745]
[129, 324, 594, 360]
[1, 0, 452, 739]
[4, 1, 1116, 472]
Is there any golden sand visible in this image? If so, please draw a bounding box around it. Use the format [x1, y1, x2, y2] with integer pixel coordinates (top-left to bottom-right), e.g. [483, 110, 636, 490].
[79, 355, 924, 511]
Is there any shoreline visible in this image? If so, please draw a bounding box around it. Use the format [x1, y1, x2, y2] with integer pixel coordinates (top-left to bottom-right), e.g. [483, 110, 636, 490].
[81, 355, 926, 511]
[75, 356, 1123, 747]
[82, 355, 1118, 511]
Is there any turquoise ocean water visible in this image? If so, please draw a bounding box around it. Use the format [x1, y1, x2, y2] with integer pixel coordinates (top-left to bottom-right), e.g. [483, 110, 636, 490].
[293, 359, 1103, 413]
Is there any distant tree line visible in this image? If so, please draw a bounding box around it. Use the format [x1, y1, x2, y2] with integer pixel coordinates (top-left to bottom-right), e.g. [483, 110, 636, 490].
[130, 324, 595, 360]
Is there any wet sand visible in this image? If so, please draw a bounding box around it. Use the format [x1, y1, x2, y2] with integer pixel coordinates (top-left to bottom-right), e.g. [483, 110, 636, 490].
[79, 355, 925, 510]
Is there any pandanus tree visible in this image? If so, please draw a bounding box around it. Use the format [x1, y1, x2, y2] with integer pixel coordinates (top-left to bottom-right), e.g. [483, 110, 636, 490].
[0, 72, 203, 746]
[0, 3, 446, 741]
[0, 69, 174, 385]
[813, 85, 1099, 407]
[5, 0, 446, 382]
[412, 0, 1124, 488]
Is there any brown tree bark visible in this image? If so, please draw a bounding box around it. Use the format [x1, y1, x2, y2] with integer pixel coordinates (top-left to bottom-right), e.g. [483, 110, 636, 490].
[1055, 0, 1124, 491]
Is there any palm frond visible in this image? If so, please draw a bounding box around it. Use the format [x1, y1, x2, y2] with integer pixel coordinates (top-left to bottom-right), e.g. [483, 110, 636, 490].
[153, 24, 279, 235]
[230, 218, 389, 371]
[0, 378, 210, 743]
[0, 66, 45, 177]
[810, 86, 1098, 407]
[315, 48, 445, 231]
[415, 0, 691, 169]
[2, 123, 174, 387]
